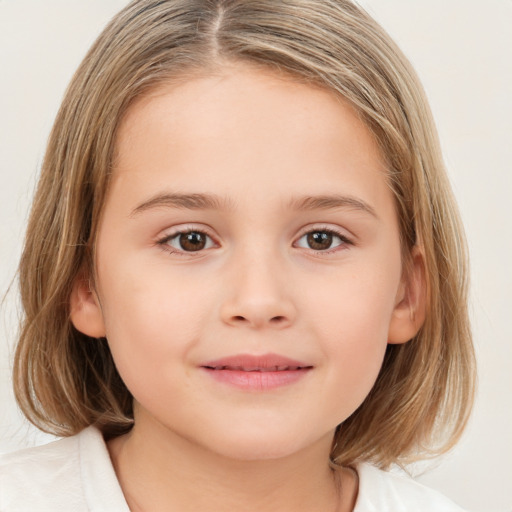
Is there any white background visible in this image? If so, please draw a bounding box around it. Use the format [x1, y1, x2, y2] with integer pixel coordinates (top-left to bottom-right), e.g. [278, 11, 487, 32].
[0, 1, 511, 511]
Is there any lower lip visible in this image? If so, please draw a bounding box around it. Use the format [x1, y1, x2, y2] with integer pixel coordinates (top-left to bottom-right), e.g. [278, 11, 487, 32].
[201, 368, 311, 390]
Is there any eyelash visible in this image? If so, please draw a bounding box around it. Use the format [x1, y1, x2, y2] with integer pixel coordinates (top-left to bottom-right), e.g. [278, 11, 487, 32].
[156, 226, 353, 257]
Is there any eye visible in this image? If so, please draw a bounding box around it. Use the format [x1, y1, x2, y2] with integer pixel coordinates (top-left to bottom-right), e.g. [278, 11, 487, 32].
[295, 229, 350, 252]
[159, 229, 215, 253]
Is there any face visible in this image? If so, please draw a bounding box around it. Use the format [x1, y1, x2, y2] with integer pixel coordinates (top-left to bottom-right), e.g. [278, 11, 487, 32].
[72, 63, 423, 461]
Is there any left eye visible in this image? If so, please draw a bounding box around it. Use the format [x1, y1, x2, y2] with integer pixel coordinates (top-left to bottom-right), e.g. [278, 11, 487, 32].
[295, 230, 348, 251]
[164, 230, 215, 252]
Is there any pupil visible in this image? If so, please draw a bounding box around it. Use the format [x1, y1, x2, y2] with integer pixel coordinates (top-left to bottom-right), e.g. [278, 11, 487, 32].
[307, 231, 332, 250]
[180, 232, 206, 251]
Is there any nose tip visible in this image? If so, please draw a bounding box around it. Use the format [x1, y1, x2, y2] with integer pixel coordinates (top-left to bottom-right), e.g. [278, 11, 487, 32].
[220, 282, 296, 330]
[219, 249, 297, 330]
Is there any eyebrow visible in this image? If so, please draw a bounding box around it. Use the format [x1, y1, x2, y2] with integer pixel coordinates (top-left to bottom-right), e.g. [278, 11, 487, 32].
[288, 194, 377, 217]
[130, 193, 236, 216]
[130, 192, 377, 218]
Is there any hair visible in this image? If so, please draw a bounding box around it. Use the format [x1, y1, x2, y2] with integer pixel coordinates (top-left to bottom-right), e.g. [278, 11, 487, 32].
[14, 0, 475, 469]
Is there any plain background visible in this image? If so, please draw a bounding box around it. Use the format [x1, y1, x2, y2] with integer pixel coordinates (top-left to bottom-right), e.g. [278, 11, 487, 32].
[0, 1, 510, 511]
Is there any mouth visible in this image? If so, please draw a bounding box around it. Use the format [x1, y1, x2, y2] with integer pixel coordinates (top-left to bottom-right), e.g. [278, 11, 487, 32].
[200, 354, 313, 390]
[204, 365, 306, 372]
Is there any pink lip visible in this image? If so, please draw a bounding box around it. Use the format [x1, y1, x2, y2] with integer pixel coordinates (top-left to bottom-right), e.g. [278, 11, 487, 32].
[200, 354, 312, 391]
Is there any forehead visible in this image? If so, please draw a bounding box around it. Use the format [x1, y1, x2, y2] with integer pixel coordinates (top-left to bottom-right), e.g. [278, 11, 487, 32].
[109, 63, 390, 216]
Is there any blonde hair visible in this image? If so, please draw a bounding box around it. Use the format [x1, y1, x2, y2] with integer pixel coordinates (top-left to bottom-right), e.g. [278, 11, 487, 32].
[14, 0, 475, 468]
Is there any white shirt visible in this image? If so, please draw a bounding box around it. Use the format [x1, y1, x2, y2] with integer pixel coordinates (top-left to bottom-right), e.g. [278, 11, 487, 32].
[0, 426, 465, 511]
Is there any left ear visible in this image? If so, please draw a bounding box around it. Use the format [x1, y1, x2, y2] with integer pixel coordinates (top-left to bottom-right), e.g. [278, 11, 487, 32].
[387, 246, 427, 344]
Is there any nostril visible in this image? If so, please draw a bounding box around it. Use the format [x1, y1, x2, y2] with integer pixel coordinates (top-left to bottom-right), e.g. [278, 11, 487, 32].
[270, 316, 286, 323]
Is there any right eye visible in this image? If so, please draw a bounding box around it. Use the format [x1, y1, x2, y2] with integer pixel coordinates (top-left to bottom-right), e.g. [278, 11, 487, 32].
[159, 229, 215, 254]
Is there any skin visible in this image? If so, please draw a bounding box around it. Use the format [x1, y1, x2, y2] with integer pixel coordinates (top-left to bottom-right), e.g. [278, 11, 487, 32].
[71, 62, 425, 512]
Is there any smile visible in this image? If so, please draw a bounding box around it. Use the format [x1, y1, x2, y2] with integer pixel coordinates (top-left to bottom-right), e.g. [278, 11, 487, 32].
[200, 354, 313, 390]
[205, 365, 305, 372]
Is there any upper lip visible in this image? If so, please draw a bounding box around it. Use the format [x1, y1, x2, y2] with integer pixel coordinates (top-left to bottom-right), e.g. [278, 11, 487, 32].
[201, 354, 312, 372]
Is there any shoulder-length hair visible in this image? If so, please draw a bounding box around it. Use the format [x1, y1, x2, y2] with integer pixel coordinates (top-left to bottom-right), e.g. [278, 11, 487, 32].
[14, 0, 475, 468]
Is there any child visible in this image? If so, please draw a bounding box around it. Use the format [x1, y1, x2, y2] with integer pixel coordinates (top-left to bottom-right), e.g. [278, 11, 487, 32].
[0, 0, 475, 510]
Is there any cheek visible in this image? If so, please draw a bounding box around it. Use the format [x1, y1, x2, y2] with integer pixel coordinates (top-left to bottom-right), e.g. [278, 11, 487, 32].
[304, 268, 398, 408]
[101, 253, 210, 329]
[97, 263, 211, 385]
[307, 263, 398, 344]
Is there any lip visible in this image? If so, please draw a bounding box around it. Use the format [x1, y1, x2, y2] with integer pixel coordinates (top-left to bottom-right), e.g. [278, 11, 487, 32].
[200, 354, 313, 391]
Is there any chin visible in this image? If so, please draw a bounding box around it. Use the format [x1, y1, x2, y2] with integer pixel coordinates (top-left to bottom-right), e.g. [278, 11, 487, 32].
[198, 425, 330, 463]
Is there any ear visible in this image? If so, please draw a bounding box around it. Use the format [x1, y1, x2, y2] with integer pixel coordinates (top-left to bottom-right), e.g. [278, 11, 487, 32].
[387, 246, 427, 345]
[69, 272, 106, 338]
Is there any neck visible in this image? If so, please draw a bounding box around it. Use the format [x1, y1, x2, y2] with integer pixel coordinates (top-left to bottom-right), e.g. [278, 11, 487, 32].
[107, 415, 357, 512]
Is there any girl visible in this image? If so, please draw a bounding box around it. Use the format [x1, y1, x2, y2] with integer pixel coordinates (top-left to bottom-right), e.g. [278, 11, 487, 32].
[0, 0, 475, 510]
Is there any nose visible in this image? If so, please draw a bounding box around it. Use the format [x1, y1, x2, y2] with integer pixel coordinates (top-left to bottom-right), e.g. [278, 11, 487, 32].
[219, 251, 297, 330]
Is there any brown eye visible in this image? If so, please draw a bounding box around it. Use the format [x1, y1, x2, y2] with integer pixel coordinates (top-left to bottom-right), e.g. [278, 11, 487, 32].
[295, 230, 347, 251]
[165, 230, 214, 252]
[307, 232, 333, 250]
[179, 232, 207, 251]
